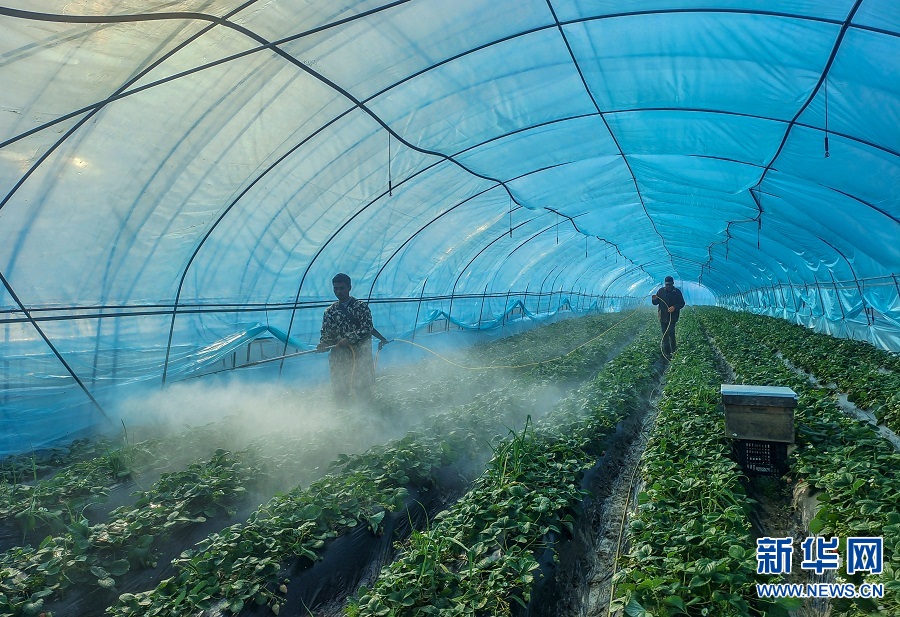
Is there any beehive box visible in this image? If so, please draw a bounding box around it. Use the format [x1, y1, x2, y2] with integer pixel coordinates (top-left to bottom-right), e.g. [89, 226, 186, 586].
[721, 384, 798, 444]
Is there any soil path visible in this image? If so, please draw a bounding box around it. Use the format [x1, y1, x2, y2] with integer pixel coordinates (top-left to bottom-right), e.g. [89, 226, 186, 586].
[580, 376, 664, 617]
[518, 354, 669, 617]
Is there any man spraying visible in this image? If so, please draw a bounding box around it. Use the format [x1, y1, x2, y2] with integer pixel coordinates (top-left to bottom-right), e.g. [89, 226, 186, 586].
[651, 276, 686, 356]
[316, 273, 389, 404]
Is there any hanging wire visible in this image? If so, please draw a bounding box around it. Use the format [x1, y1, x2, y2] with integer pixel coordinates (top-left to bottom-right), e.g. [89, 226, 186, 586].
[556, 212, 559, 245]
[388, 132, 393, 196]
[508, 196, 512, 238]
[824, 77, 830, 158]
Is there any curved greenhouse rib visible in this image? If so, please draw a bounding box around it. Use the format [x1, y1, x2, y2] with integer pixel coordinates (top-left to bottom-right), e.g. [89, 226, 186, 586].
[364, 158, 587, 293]
[439, 216, 549, 300]
[752, 0, 864, 194]
[0, 0, 416, 150]
[0, 4, 253, 213]
[158, 106, 357, 385]
[364, 187, 515, 302]
[0, 270, 109, 420]
[546, 0, 674, 273]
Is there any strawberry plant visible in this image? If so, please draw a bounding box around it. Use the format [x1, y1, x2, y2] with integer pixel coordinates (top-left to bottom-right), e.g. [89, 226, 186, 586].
[351, 320, 661, 615]
[699, 307, 900, 617]
[612, 312, 776, 617]
[0, 449, 260, 617]
[717, 311, 900, 434]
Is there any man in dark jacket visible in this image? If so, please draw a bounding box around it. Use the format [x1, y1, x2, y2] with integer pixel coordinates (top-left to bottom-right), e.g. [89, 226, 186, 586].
[651, 276, 686, 356]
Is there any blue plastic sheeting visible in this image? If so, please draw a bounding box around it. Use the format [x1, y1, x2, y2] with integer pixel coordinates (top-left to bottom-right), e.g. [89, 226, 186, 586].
[1, 1, 899, 450]
[719, 276, 900, 350]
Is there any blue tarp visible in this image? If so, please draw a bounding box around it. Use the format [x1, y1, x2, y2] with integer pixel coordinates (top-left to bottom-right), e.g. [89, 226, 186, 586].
[1, 1, 898, 451]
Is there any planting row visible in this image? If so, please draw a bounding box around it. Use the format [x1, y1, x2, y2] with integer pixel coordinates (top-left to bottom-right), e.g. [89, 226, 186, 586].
[106, 313, 654, 617]
[108, 394, 538, 615]
[0, 419, 258, 539]
[0, 311, 647, 617]
[612, 311, 780, 617]
[349, 320, 661, 615]
[698, 307, 900, 617]
[1, 311, 640, 543]
[380, 310, 648, 417]
[0, 374, 548, 617]
[712, 309, 900, 434]
[0, 437, 125, 485]
[0, 446, 268, 616]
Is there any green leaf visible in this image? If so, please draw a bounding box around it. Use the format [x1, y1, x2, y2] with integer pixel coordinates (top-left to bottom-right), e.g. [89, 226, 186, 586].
[98, 577, 116, 589]
[624, 597, 653, 617]
[367, 510, 386, 532]
[107, 558, 130, 576]
[664, 595, 687, 613]
[808, 517, 824, 535]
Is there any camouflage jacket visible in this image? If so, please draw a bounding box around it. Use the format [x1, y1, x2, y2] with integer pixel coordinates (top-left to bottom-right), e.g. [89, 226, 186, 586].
[319, 297, 373, 347]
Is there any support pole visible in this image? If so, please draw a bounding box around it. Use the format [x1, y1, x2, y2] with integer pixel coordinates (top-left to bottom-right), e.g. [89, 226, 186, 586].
[477, 284, 487, 329]
[503, 289, 512, 325]
[0, 270, 109, 421]
[411, 278, 427, 343]
[830, 274, 845, 320]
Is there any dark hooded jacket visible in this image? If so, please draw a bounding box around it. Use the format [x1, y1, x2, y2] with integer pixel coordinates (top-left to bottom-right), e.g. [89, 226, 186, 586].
[652, 285, 686, 323]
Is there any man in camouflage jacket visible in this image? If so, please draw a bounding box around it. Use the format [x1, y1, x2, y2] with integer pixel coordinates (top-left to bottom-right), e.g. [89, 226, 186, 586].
[317, 273, 378, 404]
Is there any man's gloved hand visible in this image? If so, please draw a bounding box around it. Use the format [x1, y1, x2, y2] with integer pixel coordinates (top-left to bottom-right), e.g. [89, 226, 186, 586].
[378, 339, 391, 351]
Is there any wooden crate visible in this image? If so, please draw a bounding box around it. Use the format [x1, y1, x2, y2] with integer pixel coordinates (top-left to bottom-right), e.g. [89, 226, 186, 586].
[721, 384, 797, 444]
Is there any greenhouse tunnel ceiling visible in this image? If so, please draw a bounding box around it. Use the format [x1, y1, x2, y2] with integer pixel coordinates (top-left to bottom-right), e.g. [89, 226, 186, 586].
[1, 0, 899, 451]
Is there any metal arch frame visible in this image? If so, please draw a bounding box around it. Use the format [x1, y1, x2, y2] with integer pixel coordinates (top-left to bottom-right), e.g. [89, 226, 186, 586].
[363, 160, 578, 303]
[755, 176, 900, 227]
[4, 6, 897, 251]
[5, 5, 897, 174]
[437, 217, 550, 308]
[158, 105, 357, 385]
[503, 230, 651, 298]
[699, 190, 803, 291]
[708, 236, 788, 290]
[0, 2, 263, 396]
[3, 7, 539, 385]
[0, 270, 109, 420]
[750, 0, 865, 196]
[708, 221, 840, 290]
[2, 1, 897, 384]
[502, 229, 596, 298]
[556, 249, 650, 297]
[478, 215, 625, 299]
[449, 216, 569, 317]
[443, 217, 590, 321]
[481, 206, 645, 290]
[274, 156, 477, 375]
[363, 160, 589, 315]
[364, 184, 511, 302]
[543, 0, 676, 276]
[7, 5, 898, 172]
